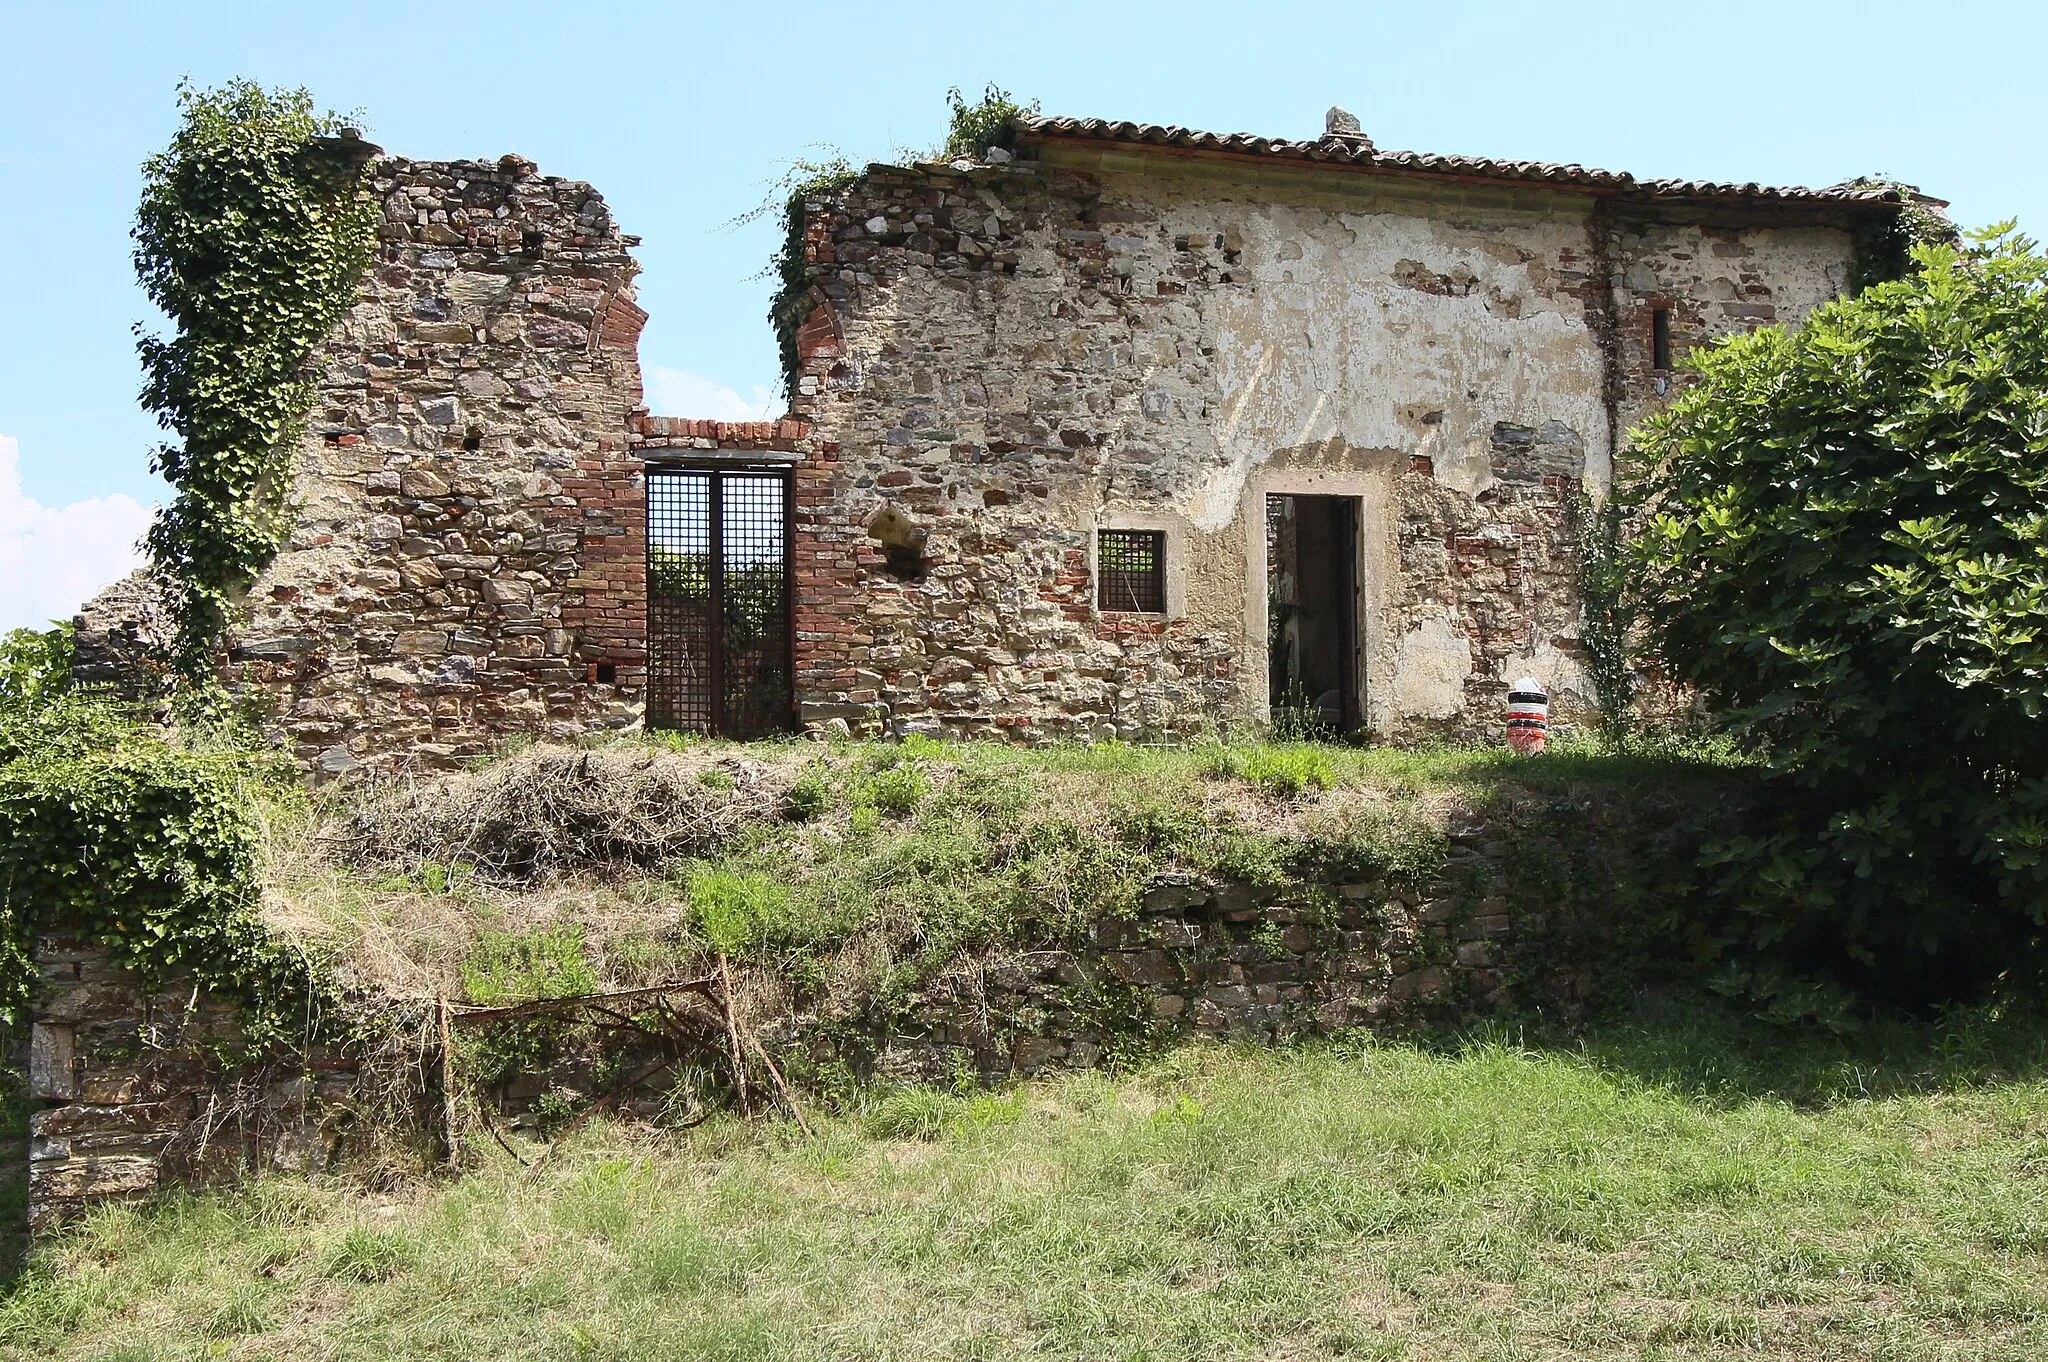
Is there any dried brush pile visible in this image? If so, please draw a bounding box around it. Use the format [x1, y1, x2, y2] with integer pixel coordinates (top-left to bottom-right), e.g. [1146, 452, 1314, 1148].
[337, 746, 789, 885]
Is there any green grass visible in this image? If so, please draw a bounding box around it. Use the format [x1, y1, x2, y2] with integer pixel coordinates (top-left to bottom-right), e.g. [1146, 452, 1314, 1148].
[6, 1003, 2046, 1360]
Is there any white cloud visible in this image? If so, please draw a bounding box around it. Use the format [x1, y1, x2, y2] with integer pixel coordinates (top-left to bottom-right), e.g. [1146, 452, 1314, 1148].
[643, 366, 783, 422]
[0, 434, 155, 634]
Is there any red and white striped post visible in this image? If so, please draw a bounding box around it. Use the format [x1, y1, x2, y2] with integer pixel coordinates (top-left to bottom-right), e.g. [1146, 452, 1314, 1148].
[1506, 677, 1549, 755]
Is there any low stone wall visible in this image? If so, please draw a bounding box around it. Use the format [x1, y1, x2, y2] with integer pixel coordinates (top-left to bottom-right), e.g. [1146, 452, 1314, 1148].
[22, 833, 1516, 1231]
[859, 836, 1509, 1082]
[25, 935, 369, 1233]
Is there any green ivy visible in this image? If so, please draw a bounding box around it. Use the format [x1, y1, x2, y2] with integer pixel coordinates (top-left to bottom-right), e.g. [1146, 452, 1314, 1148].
[0, 708, 328, 1048]
[133, 80, 377, 685]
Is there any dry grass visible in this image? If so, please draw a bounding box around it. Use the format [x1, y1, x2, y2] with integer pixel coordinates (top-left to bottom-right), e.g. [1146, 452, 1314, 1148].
[251, 733, 1733, 1012]
[251, 733, 1735, 1026]
[334, 744, 794, 887]
[260, 743, 813, 1000]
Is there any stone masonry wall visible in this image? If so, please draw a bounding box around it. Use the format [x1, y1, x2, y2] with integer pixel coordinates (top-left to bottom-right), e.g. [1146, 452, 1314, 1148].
[24, 830, 1516, 1230]
[79, 137, 1881, 761]
[25, 934, 367, 1232]
[782, 142, 1866, 741]
[233, 155, 656, 775]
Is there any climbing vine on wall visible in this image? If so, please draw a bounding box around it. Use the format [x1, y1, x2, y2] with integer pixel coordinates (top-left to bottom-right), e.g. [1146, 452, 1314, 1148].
[134, 80, 377, 686]
[765, 156, 858, 401]
[1841, 178, 1955, 291]
[1576, 490, 1637, 740]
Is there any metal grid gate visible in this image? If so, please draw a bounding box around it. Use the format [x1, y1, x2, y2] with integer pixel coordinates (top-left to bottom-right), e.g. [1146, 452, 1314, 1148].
[646, 467, 794, 738]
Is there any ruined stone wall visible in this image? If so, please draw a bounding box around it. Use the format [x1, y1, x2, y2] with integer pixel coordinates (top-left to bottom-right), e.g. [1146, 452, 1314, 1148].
[784, 147, 1862, 740]
[134, 142, 1868, 760]
[23, 838, 1519, 1229]
[25, 934, 368, 1232]
[233, 156, 653, 775]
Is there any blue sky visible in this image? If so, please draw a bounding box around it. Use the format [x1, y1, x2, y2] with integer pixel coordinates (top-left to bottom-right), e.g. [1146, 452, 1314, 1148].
[2, 0, 2042, 629]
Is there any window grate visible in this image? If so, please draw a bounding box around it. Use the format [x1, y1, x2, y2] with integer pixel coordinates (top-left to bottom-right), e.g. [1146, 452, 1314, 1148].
[648, 470, 714, 732]
[1098, 529, 1166, 613]
[646, 467, 793, 736]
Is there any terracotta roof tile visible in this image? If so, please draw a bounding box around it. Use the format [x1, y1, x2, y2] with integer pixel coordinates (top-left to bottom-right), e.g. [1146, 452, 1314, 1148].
[1014, 115, 1908, 206]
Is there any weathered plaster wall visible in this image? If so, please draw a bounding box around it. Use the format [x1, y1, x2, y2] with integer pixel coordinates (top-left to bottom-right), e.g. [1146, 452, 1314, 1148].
[1611, 216, 1855, 437]
[233, 156, 654, 775]
[785, 147, 1860, 740]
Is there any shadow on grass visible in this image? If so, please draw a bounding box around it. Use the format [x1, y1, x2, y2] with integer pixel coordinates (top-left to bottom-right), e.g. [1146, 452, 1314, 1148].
[0, 1076, 26, 1289]
[1446, 990, 2048, 1111]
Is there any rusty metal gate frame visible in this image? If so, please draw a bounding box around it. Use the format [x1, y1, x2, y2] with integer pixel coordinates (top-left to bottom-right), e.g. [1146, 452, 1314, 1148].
[645, 464, 795, 737]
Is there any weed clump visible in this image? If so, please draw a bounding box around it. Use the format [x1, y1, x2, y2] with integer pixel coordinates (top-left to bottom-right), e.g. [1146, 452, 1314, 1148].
[461, 923, 600, 1005]
[1208, 744, 1337, 796]
[686, 868, 794, 958]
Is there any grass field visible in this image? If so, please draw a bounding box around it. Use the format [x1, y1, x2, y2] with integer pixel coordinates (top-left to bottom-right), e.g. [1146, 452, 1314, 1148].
[4, 1002, 2045, 1361]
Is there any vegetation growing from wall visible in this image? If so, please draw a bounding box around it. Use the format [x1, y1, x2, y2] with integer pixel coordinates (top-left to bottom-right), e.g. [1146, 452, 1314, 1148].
[1843, 178, 1960, 291]
[765, 86, 1036, 399]
[1629, 225, 2048, 1011]
[0, 696, 328, 1047]
[133, 80, 377, 688]
[763, 155, 857, 400]
[1575, 491, 1637, 739]
[938, 83, 1037, 162]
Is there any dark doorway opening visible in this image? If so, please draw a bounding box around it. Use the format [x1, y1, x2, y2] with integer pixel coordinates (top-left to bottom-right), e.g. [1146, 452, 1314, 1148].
[1266, 493, 1359, 735]
[646, 467, 794, 738]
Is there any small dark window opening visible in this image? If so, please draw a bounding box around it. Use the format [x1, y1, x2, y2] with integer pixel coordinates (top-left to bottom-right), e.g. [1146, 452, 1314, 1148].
[1098, 530, 1166, 613]
[882, 544, 927, 581]
[1651, 306, 1673, 371]
[589, 662, 617, 685]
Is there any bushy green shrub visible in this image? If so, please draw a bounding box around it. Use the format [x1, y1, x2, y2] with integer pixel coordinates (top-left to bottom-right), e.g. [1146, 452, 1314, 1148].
[0, 704, 318, 1042]
[0, 623, 73, 710]
[1629, 225, 2048, 1006]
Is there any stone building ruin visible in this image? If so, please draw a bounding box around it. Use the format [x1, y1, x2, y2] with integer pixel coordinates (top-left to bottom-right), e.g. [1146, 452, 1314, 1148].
[88, 110, 1921, 768]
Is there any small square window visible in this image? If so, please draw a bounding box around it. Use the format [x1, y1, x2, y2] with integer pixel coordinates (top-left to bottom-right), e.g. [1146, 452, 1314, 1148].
[1098, 530, 1166, 613]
